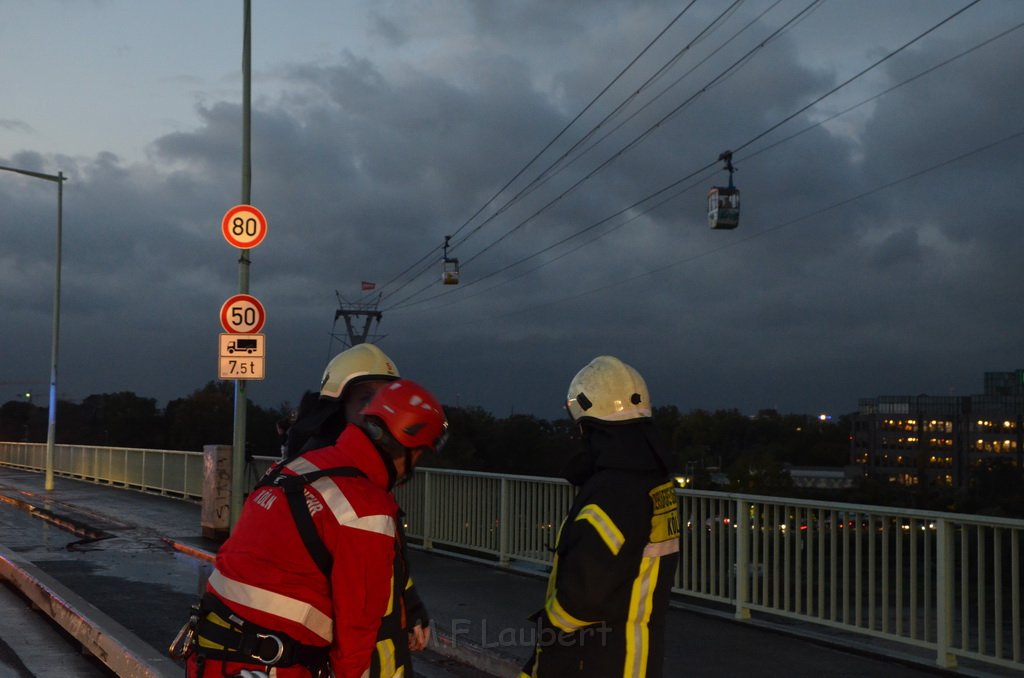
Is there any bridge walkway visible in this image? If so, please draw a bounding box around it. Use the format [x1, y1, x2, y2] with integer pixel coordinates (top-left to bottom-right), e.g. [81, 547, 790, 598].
[0, 467, 1000, 677]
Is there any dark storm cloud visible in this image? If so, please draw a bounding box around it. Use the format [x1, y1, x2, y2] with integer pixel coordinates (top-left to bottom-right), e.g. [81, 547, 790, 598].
[3, 2, 1023, 422]
[0, 119, 33, 134]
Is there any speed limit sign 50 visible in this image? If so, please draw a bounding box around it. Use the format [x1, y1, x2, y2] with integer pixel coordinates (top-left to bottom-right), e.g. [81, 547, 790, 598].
[220, 294, 266, 334]
[222, 204, 268, 249]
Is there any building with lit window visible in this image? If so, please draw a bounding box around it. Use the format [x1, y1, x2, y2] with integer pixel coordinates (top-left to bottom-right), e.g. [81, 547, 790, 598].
[850, 370, 1024, 489]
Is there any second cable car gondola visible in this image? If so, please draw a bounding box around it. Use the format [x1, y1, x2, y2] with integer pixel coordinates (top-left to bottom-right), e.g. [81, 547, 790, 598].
[442, 235, 460, 285]
[708, 150, 739, 230]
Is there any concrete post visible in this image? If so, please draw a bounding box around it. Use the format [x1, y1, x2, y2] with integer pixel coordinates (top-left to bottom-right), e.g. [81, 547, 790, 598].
[201, 444, 232, 541]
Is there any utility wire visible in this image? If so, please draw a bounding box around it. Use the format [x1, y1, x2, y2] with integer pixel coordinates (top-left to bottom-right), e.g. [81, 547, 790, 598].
[374, 2, 701, 306]
[443, 127, 1024, 323]
[444, 1, 699, 246]
[383, 0, 986, 313]
[455, 0, 824, 269]
[536, 0, 785, 190]
[386, 2, 1008, 313]
[732, 0, 982, 157]
[385, 0, 824, 312]
[454, 0, 976, 276]
[445, 0, 745, 251]
[739, 18, 1024, 163]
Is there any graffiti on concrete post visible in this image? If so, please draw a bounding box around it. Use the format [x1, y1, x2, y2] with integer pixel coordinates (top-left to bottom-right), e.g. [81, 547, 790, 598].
[201, 444, 232, 540]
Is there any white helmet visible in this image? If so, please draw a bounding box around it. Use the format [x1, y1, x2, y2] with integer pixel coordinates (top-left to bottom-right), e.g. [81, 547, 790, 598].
[319, 343, 399, 400]
[566, 355, 651, 423]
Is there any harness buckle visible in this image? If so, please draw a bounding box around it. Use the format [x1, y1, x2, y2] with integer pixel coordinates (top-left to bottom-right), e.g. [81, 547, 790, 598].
[252, 633, 285, 665]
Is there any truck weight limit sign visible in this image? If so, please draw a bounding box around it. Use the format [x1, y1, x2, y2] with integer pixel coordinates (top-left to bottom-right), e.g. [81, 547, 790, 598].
[220, 294, 266, 334]
[218, 333, 265, 380]
[221, 204, 268, 249]
[219, 357, 264, 380]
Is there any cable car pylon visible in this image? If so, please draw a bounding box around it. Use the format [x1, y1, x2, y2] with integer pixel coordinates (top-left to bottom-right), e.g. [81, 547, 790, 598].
[326, 289, 385, 361]
[708, 150, 740, 230]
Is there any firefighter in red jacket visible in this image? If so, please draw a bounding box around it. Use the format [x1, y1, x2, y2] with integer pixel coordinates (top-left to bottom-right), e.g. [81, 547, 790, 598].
[281, 343, 433, 656]
[180, 379, 448, 678]
[520, 355, 681, 678]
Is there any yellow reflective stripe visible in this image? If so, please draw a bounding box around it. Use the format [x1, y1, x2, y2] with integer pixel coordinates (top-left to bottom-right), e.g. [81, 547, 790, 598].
[376, 638, 397, 677]
[624, 557, 659, 677]
[648, 481, 681, 545]
[385, 567, 395, 616]
[575, 504, 625, 555]
[207, 569, 333, 642]
[545, 593, 593, 633]
[643, 539, 680, 557]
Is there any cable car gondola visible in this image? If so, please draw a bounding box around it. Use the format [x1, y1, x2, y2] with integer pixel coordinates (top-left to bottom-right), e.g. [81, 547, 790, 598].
[708, 150, 739, 230]
[442, 235, 460, 285]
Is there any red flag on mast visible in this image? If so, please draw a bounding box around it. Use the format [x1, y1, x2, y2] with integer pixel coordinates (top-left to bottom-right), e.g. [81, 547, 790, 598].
[361, 281, 376, 291]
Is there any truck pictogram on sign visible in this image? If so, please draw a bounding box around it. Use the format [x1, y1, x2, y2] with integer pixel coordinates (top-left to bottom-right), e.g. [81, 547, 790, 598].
[227, 338, 259, 354]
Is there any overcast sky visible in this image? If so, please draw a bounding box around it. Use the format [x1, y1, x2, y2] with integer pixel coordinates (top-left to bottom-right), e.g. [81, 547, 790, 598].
[2, 0, 1023, 423]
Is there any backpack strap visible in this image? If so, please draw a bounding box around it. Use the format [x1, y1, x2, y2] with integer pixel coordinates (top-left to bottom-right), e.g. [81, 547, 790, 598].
[258, 466, 367, 577]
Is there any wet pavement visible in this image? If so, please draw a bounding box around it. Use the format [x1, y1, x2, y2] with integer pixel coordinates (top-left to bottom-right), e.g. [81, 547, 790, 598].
[0, 467, 1011, 677]
[0, 469, 502, 678]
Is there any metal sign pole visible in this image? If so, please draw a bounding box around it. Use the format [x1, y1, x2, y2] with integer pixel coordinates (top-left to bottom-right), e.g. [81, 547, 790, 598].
[230, 0, 253, 529]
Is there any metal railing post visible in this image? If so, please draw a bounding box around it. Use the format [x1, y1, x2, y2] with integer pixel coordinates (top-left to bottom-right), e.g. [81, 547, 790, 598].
[499, 477, 510, 567]
[935, 518, 957, 669]
[422, 470, 433, 550]
[735, 499, 751, 620]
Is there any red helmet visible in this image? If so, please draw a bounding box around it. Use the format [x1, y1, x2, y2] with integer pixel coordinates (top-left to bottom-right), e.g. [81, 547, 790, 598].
[360, 379, 448, 452]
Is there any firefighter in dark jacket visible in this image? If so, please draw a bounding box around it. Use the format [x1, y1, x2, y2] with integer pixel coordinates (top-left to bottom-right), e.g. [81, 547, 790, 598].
[521, 355, 680, 678]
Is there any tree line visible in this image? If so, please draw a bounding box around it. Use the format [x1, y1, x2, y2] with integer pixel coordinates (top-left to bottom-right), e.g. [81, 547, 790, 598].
[0, 381, 847, 478]
[2, 383, 1019, 516]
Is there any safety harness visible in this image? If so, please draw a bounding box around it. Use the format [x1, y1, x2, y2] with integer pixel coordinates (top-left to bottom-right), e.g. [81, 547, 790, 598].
[192, 592, 331, 673]
[172, 463, 370, 675]
[255, 463, 369, 577]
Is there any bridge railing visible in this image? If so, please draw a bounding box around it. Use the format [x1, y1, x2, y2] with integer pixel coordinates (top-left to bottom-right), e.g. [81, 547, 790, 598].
[1, 442, 1021, 672]
[0, 441, 204, 499]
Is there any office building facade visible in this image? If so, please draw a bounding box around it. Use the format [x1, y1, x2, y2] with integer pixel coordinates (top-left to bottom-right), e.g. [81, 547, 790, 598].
[851, 370, 1024, 489]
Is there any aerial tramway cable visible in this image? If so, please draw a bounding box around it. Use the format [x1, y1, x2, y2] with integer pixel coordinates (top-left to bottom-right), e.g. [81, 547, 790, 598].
[383, 1, 1001, 313]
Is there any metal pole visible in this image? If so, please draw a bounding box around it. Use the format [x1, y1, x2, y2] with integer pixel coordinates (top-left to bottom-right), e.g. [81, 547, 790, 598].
[230, 0, 253, 528]
[45, 172, 64, 491]
[0, 165, 65, 491]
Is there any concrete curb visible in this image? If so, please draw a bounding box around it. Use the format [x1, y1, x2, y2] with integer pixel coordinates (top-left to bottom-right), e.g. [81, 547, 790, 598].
[429, 627, 523, 678]
[0, 542, 180, 678]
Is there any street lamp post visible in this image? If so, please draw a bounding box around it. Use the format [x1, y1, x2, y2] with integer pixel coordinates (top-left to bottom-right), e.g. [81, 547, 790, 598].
[0, 164, 65, 491]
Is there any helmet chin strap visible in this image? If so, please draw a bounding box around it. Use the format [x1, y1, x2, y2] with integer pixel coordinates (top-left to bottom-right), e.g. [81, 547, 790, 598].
[364, 420, 416, 490]
[393, 448, 415, 487]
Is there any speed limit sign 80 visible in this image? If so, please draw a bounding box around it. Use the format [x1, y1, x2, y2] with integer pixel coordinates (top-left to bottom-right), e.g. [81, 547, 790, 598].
[220, 294, 266, 334]
[222, 204, 268, 249]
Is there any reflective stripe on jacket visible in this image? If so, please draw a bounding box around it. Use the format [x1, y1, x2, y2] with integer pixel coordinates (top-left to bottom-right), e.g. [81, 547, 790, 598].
[193, 425, 400, 678]
[524, 471, 680, 678]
